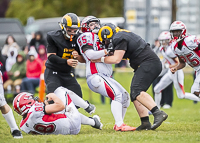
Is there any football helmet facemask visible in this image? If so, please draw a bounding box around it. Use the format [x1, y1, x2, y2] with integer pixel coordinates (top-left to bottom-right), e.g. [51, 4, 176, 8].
[81, 16, 100, 33]
[170, 21, 186, 42]
[59, 13, 81, 39]
[13, 92, 36, 116]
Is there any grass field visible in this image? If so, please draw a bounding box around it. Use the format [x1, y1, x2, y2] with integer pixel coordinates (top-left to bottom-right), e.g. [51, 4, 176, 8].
[0, 71, 200, 143]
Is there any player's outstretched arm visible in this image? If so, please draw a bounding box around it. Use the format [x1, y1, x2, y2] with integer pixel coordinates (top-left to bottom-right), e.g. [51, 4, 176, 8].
[44, 93, 65, 114]
[91, 50, 125, 64]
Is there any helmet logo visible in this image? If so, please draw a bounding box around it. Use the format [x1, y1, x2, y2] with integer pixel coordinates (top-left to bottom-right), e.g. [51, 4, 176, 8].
[98, 26, 113, 42]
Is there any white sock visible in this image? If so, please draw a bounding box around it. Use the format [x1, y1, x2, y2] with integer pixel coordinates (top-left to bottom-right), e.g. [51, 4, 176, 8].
[155, 92, 162, 109]
[2, 108, 19, 132]
[79, 113, 95, 126]
[122, 107, 127, 120]
[111, 100, 123, 127]
[68, 91, 89, 109]
[185, 93, 200, 101]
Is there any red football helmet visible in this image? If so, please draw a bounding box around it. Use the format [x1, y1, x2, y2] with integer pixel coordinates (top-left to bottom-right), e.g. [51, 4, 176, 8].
[81, 16, 100, 33]
[13, 92, 36, 116]
[170, 21, 186, 42]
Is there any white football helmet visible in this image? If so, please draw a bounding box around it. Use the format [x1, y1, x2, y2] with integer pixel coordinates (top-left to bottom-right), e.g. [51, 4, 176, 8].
[81, 16, 100, 33]
[13, 92, 36, 116]
[158, 31, 171, 48]
[169, 21, 186, 42]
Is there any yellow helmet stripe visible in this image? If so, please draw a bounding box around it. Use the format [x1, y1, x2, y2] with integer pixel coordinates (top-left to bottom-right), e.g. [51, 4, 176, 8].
[98, 26, 113, 42]
[77, 17, 80, 27]
[64, 15, 72, 27]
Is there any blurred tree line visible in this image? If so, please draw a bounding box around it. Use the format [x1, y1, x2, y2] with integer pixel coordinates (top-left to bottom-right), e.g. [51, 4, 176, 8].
[6, 0, 123, 25]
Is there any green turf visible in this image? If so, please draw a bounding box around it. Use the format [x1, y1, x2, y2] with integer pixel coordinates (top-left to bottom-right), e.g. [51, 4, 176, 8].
[0, 72, 200, 143]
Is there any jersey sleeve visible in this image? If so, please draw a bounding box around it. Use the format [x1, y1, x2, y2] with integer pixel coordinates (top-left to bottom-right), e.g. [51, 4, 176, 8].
[113, 38, 127, 51]
[184, 35, 199, 50]
[46, 33, 57, 53]
[77, 33, 94, 52]
[165, 44, 177, 59]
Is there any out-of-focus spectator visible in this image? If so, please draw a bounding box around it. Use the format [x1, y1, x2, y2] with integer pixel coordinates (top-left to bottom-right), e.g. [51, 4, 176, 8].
[20, 48, 43, 94]
[29, 31, 46, 52]
[0, 50, 7, 82]
[37, 45, 47, 61]
[5, 47, 18, 72]
[3, 51, 26, 94]
[1, 35, 20, 56]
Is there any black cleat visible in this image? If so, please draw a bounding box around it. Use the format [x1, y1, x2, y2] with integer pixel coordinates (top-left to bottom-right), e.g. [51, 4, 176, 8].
[136, 122, 151, 131]
[11, 130, 23, 139]
[91, 115, 103, 130]
[151, 110, 168, 130]
[85, 100, 96, 115]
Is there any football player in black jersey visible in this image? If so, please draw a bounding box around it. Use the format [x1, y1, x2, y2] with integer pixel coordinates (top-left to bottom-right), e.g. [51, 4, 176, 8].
[45, 13, 85, 96]
[92, 23, 168, 130]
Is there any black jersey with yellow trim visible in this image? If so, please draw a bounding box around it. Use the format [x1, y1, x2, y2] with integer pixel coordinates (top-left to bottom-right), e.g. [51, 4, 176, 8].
[113, 31, 147, 61]
[45, 30, 81, 73]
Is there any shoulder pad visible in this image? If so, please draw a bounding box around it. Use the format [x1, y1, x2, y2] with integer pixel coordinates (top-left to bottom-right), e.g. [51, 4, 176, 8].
[184, 35, 198, 50]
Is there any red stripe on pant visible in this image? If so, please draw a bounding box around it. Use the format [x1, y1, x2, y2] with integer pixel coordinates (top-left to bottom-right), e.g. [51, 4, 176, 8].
[104, 81, 115, 100]
[66, 94, 72, 105]
[179, 83, 185, 94]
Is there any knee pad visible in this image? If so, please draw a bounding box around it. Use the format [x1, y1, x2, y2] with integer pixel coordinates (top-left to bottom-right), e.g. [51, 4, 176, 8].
[122, 92, 130, 108]
[90, 75, 102, 88]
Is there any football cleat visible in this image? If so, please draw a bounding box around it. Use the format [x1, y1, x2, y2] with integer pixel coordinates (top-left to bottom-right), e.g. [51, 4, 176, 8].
[11, 130, 23, 139]
[113, 123, 136, 131]
[91, 115, 103, 130]
[136, 122, 151, 131]
[85, 100, 96, 115]
[151, 110, 168, 130]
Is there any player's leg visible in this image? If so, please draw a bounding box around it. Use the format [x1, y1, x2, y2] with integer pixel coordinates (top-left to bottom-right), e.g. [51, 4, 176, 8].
[54, 87, 96, 115]
[0, 73, 22, 138]
[65, 94, 81, 134]
[87, 74, 135, 131]
[108, 77, 130, 120]
[79, 113, 103, 130]
[87, 75, 123, 125]
[133, 100, 151, 130]
[174, 70, 200, 101]
[154, 70, 173, 108]
[191, 72, 200, 98]
[131, 60, 168, 130]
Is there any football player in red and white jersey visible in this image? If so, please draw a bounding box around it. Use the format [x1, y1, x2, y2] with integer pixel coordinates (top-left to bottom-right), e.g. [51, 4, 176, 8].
[166, 21, 200, 98]
[0, 62, 23, 138]
[13, 87, 103, 135]
[76, 16, 136, 131]
[154, 31, 200, 108]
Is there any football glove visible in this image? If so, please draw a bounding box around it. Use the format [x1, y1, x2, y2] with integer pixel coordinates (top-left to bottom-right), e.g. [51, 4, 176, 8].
[107, 43, 114, 53]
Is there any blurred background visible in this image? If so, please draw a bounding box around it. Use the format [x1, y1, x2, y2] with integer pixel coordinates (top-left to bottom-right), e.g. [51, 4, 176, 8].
[0, 0, 200, 45]
[0, 0, 199, 104]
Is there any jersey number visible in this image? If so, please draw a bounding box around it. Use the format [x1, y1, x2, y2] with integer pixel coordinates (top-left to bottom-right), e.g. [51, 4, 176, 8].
[78, 35, 87, 47]
[180, 52, 200, 67]
[34, 103, 43, 112]
[34, 123, 56, 134]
